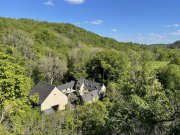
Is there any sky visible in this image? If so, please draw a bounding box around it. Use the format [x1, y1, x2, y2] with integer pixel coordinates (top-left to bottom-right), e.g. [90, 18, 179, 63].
[0, 0, 180, 44]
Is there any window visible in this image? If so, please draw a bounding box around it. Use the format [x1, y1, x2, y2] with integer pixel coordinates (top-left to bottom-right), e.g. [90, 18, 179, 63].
[52, 105, 59, 111]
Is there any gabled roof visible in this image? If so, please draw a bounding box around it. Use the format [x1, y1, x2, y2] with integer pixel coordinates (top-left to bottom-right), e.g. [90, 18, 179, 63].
[75, 78, 85, 89]
[57, 81, 75, 90]
[29, 81, 55, 104]
[29, 79, 105, 105]
[75, 78, 104, 91]
[81, 90, 100, 103]
[83, 79, 103, 91]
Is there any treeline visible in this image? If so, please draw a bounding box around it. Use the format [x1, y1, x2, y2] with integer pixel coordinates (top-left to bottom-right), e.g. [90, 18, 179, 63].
[168, 41, 180, 49]
[0, 17, 179, 135]
[150, 40, 180, 49]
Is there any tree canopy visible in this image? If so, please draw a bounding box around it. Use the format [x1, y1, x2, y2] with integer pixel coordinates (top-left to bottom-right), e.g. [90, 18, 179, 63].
[0, 17, 179, 135]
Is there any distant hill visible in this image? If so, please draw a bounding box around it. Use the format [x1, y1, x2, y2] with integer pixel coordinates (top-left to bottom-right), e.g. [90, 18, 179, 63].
[0, 17, 179, 64]
[0, 17, 143, 52]
[149, 41, 180, 49]
[1, 17, 179, 51]
[149, 44, 169, 47]
[168, 41, 180, 49]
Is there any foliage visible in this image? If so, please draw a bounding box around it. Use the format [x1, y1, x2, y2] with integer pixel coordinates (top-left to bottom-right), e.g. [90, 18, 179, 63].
[76, 101, 109, 135]
[157, 64, 180, 90]
[0, 52, 31, 105]
[37, 55, 67, 84]
[170, 53, 180, 65]
[168, 40, 180, 49]
[87, 50, 129, 84]
[0, 17, 179, 135]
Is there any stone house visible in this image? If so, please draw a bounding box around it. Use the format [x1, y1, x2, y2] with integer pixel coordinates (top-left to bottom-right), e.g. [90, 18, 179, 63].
[57, 81, 79, 104]
[29, 81, 68, 114]
[29, 79, 106, 113]
[75, 78, 106, 103]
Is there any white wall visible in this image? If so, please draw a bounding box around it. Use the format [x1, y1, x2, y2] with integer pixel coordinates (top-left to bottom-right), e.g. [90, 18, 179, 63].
[100, 85, 106, 93]
[78, 83, 84, 95]
[41, 87, 68, 112]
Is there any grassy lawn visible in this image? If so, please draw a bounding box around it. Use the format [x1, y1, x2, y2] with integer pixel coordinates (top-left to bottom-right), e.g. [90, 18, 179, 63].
[149, 61, 169, 70]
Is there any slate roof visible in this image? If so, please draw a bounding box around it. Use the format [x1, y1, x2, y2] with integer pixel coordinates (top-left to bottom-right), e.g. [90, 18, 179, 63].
[57, 81, 75, 90]
[29, 79, 105, 105]
[83, 79, 103, 91]
[29, 81, 55, 104]
[75, 78, 85, 89]
[81, 90, 100, 103]
[75, 78, 103, 91]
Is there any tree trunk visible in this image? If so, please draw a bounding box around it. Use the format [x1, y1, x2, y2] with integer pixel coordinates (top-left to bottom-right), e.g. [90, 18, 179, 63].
[0, 112, 5, 124]
[50, 77, 54, 85]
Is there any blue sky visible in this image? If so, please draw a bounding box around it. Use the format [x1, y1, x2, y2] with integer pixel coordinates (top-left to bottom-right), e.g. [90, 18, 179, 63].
[0, 0, 180, 44]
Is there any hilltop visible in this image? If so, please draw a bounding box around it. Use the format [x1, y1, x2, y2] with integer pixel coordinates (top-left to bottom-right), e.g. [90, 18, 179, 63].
[0, 17, 141, 51]
[150, 41, 180, 49]
[168, 40, 180, 49]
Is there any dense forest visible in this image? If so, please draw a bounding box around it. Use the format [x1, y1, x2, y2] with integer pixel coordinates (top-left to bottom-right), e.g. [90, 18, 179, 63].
[0, 17, 179, 135]
[150, 41, 180, 49]
[168, 41, 180, 49]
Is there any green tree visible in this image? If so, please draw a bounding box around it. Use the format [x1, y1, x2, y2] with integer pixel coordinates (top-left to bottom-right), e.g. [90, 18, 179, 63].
[157, 64, 180, 127]
[37, 55, 67, 84]
[0, 52, 31, 105]
[170, 53, 180, 65]
[87, 50, 129, 84]
[77, 101, 109, 135]
[0, 52, 31, 129]
[2, 29, 35, 59]
[158, 64, 180, 90]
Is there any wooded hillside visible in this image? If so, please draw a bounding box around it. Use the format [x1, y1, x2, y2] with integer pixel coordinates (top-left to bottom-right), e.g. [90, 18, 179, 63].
[0, 17, 179, 135]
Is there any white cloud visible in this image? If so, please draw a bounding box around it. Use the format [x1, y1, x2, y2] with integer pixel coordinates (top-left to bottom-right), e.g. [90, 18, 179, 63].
[111, 28, 118, 32]
[163, 24, 180, 28]
[137, 33, 142, 36]
[44, 0, 54, 6]
[146, 33, 166, 39]
[85, 19, 104, 25]
[164, 30, 180, 36]
[173, 24, 180, 27]
[65, 0, 85, 4]
[119, 33, 167, 45]
[119, 30, 180, 44]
